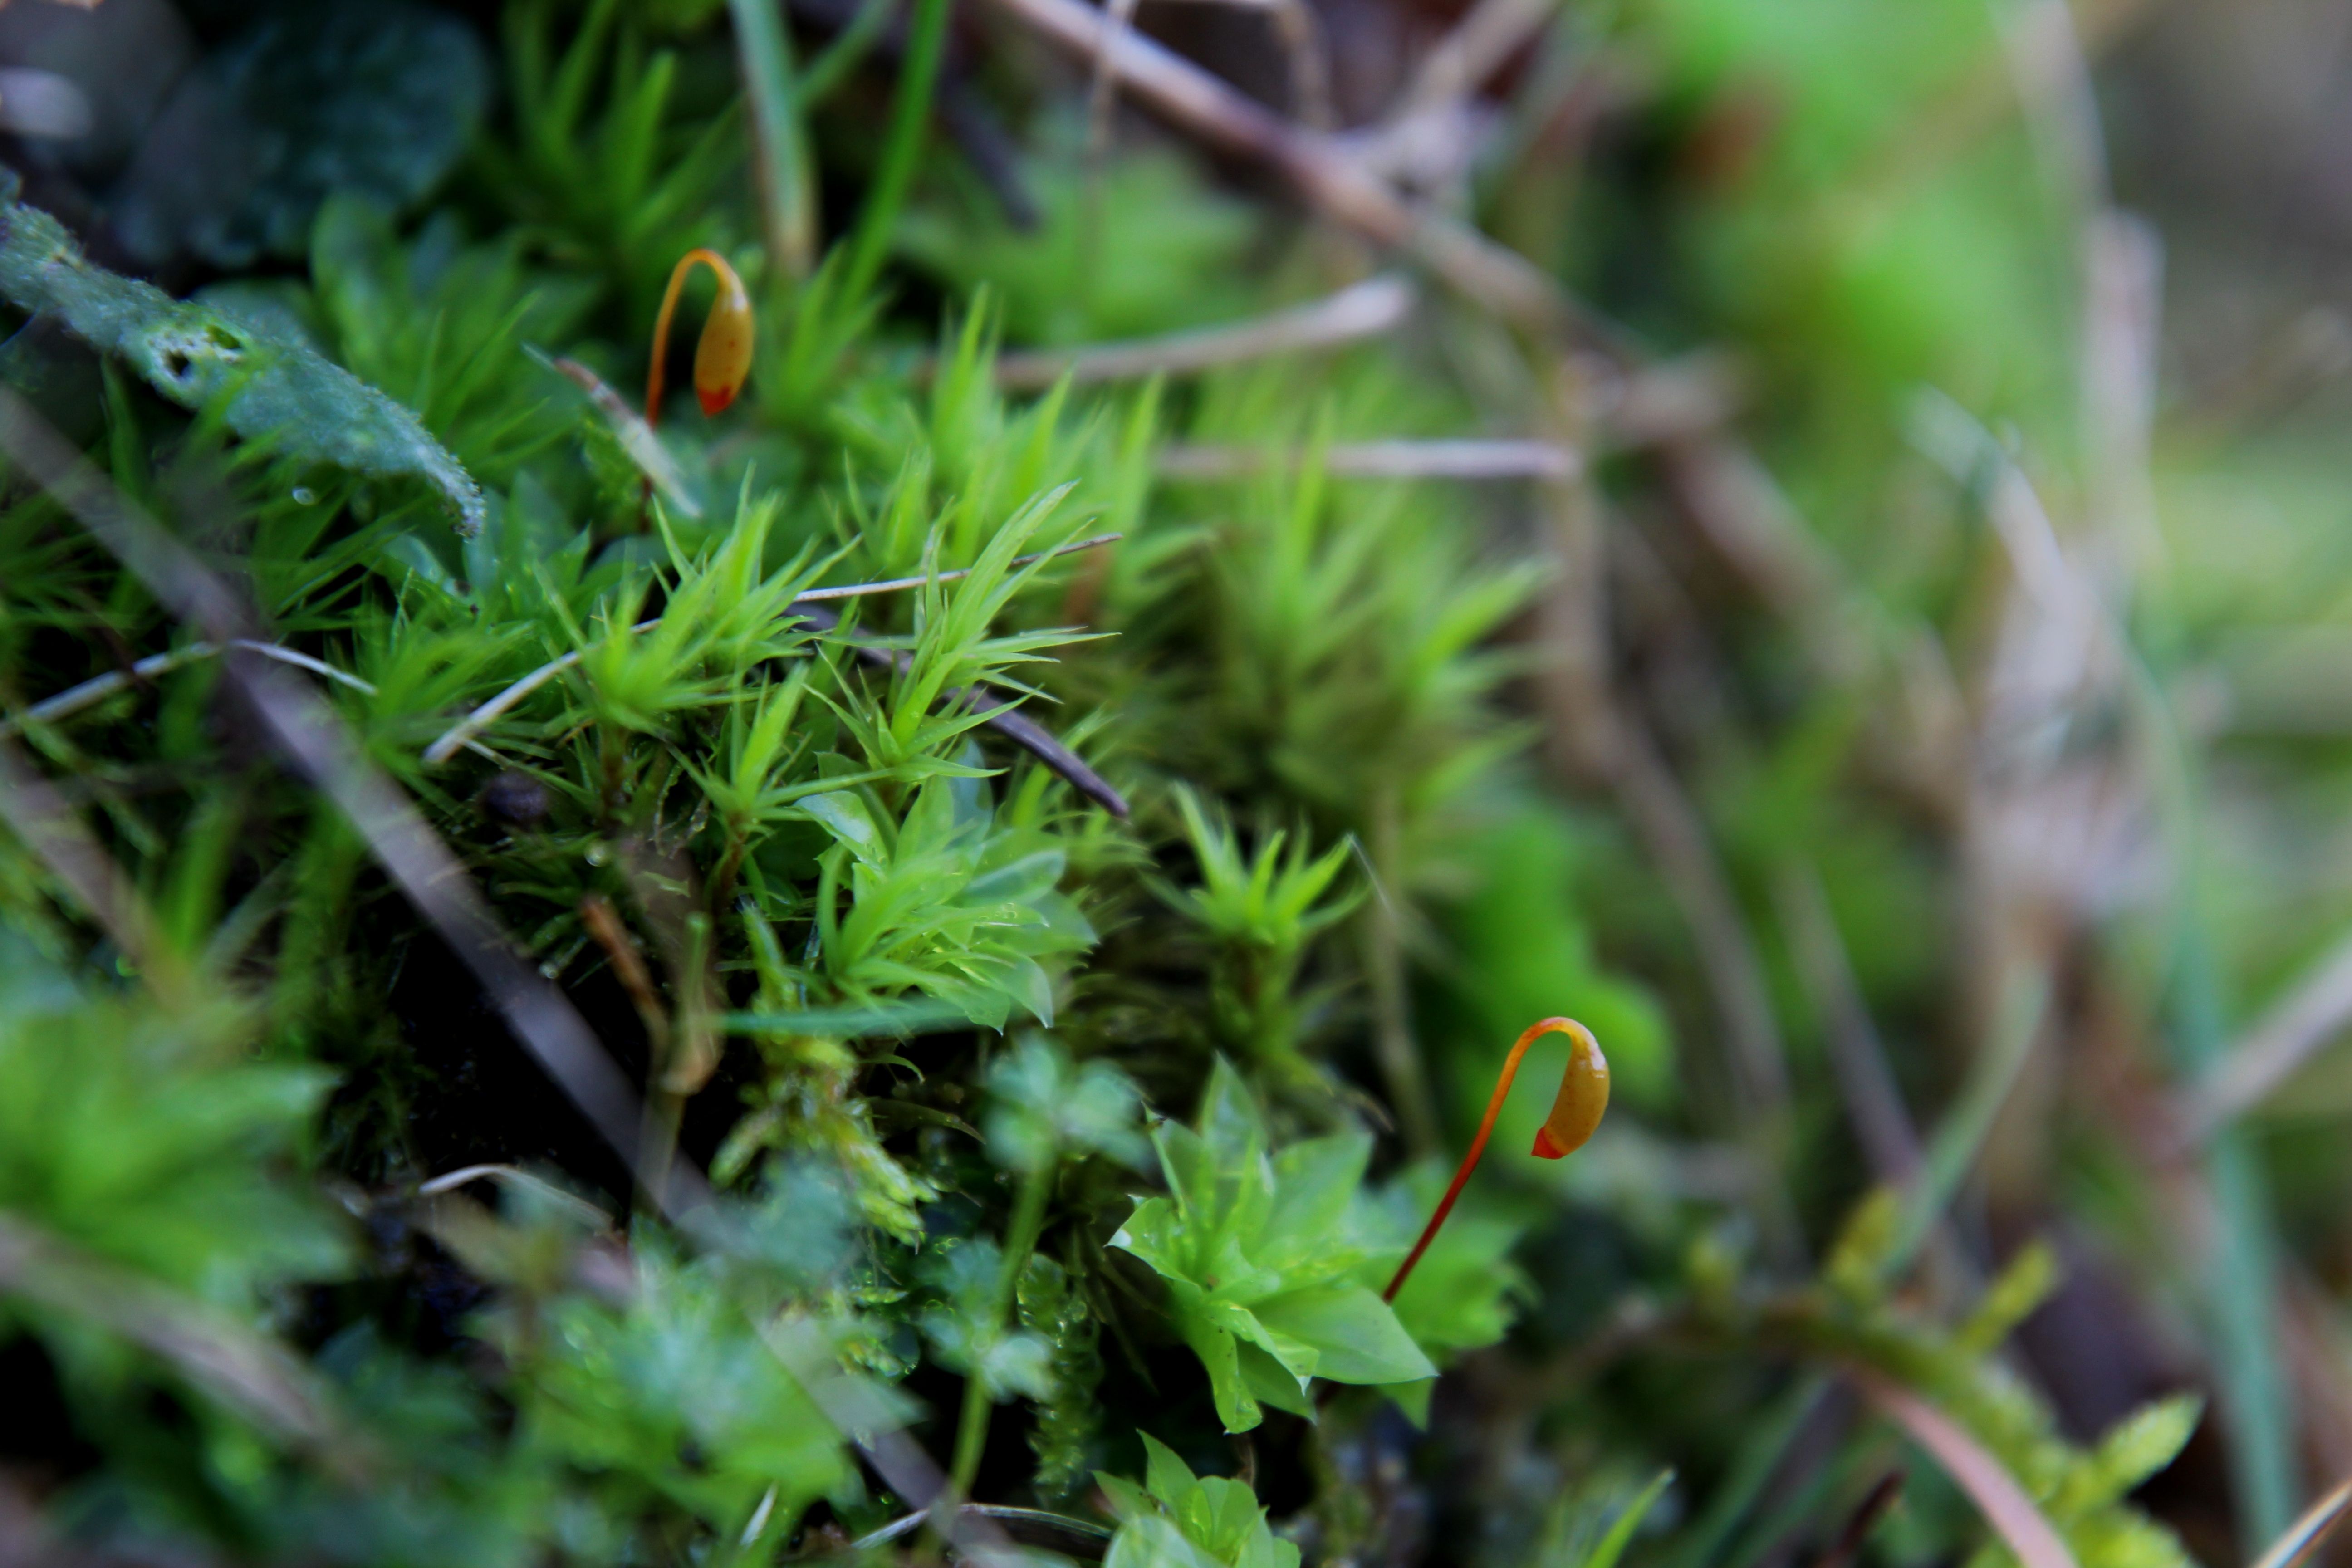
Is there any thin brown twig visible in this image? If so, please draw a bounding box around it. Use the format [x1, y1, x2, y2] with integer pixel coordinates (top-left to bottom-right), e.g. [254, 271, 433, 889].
[0, 1211, 359, 1474]
[1809, 1470, 1906, 1568]
[542, 353, 704, 519]
[0, 735, 173, 988]
[991, 275, 1415, 390]
[1775, 864, 1923, 1185]
[983, 0, 1583, 336]
[1382, 0, 1557, 125]
[0, 637, 502, 761]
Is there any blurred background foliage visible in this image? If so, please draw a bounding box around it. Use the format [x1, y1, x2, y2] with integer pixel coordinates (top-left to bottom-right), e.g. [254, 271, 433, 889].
[3, 0, 2352, 1564]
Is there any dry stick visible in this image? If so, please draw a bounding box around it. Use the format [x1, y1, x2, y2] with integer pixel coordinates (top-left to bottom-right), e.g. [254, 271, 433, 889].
[1383, 0, 1559, 125]
[0, 1212, 358, 1472]
[2251, 1475, 2352, 1568]
[545, 354, 703, 519]
[983, 0, 1583, 338]
[0, 735, 173, 987]
[1775, 865, 1924, 1186]
[1809, 1470, 1905, 1568]
[991, 274, 1415, 390]
[0, 389, 1012, 1564]
[1611, 718, 1791, 1123]
[1, 638, 501, 763]
[421, 535, 1130, 817]
[1159, 438, 1579, 481]
[2183, 929, 2352, 1141]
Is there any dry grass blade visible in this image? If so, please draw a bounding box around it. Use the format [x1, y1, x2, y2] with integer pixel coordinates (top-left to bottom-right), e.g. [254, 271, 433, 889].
[1776, 864, 1924, 1185]
[1384, 0, 1558, 123]
[0, 637, 505, 763]
[543, 353, 704, 519]
[2248, 1477, 2352, 1568]
[0, 735, 173, 988]
[1855, 1371, 2078, 1568]
[990, 275, 1414, 390]
[2183, 930, 2352, 1142]
[0, 1211, 358, 1472]
[982, 0, 1576, 333]
[1159, 438, 1580, 480]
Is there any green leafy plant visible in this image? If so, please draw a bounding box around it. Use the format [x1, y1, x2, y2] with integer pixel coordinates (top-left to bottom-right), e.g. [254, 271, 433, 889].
[1098, 1433, 1301, 1568]
[1112, 1061, 1434, 1432]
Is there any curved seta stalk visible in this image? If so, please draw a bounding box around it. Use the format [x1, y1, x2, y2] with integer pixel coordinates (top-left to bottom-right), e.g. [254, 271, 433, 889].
[1382, 1016, 1609, 1304]
[645, 248, 755, 427]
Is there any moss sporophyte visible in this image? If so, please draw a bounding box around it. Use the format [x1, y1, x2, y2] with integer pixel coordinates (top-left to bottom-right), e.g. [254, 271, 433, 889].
[645, 247, 755, 425]
[1382, 1017, 1609, 1303]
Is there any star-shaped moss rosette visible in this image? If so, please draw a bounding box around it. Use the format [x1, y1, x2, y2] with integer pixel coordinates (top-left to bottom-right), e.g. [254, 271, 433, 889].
[1098, 1432, 1301, 1568]
[1110, 1061, 1435, 1433]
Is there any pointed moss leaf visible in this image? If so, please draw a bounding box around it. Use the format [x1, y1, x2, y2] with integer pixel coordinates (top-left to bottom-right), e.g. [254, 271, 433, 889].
[1107, 1515, 1230, 1568]
[1578, 1470, 1676, 1568]
[0, 189, 485, 534]
[2079, 1396, 2202, 1505]
[111, 3, 489, 269]
[797, 790, 885, 866]
[0, 937, 345, 1305]
[1955, 1239, 2061, 1356]
[1140, 1433, 1197, 1503]
[1180, 1313, 1258, 1433]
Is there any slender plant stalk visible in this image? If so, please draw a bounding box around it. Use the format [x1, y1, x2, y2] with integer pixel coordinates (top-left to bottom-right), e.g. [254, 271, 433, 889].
[1383, 1016, 1607, 1303]
[949, 1159, 1053, 1499]
[839, 0, 951, 305]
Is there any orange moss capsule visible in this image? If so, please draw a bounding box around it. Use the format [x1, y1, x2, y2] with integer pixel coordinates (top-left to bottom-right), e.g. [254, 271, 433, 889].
[1531, 1018, 1610, 1158]
[1383, 1017, 1611, 1303]
[644, 247, 755, 428]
